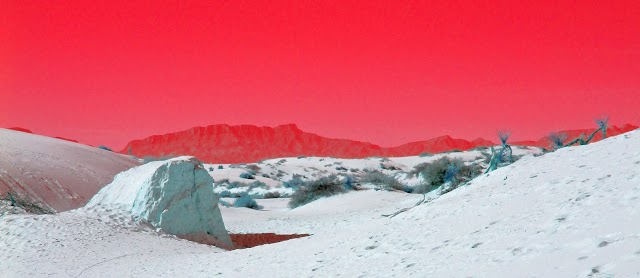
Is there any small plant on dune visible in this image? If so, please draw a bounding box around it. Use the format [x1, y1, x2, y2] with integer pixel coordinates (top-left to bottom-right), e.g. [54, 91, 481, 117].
[288, 175, 352, 208]
[595, 115, 608, 139]
[554, 115, 610, 149]
[218, 165, 224, 169]
[214, 178, 230, 187]
[248, 181, 268, 190]
[233, 192, 263, 210]
[548, 132, 568, 149]
[359, 171, 407, 192]
[1, 192, 53, 215]
[485, 130, 514, 173]
[239, 172, 255, 179]
[98, 146, 113, 152]
[246, 164, 261, 173]
[226, 181, 249, 189]
[419, 152, 433, 157]
[218, 190, 232, 198]
[263, 191, 281, 199]
[342, 175, 358, 191]
[283, 175, 305, 190]
[413, 157, 482, 191]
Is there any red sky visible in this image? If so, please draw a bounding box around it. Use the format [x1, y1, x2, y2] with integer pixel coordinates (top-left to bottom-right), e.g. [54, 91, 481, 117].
[2, 0, 639, 149]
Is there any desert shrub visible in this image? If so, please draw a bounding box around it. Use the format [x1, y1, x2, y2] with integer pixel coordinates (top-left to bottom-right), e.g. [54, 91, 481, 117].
[412, 157, 482, 190]
[349, 168, 359, 173]
[227, 181, 249, 189]
[263, 191, 281, 199]
[288, 175, 351, 208]
[208, 167, 214, 172]
[240, 172, 255, 179]
[380, 163, 401, 171]
[214, 178, 230, 187]
[1, 192, 53, 214]
[419, 152, 432, 157]
[98, 146, 113, 152]
[283, 175, 305, 189]
[218, 190, 231, 198]
[342, 175, 357, 190]
[297, 156, 306, 159]
[498, 130, 511, 145]
[233, 193, 262, 210]
[335, 166, 348, 171]
[218, 165, 224, 169]
[548, 132, 568, 149]
[248, 181, 268, 190]
[359, 171, 406, 192]
[261, 173, 270, 178]
[246, 164, 261, 173]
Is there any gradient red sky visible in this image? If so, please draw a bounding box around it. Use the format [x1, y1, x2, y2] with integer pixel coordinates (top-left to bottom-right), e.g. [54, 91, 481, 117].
[2, 0, 639, 149]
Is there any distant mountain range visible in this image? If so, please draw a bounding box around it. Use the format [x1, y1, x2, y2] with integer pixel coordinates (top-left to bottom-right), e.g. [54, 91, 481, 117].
[119, 123, 638, 163]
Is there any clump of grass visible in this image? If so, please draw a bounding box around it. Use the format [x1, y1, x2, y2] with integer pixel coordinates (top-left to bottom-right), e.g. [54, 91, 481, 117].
[1, 192, 53, 215]
[218, 190, 232, 198]
[548, 132, 568, 149]
[288, 175, 353, 208]
[359, 171, 407, 192]
[263, 191, 281, 199]
[233, 193, 263, 210]
[411, 157, 483, 192]
[239, 172, 255, 179]
[283, 175, 305, 190]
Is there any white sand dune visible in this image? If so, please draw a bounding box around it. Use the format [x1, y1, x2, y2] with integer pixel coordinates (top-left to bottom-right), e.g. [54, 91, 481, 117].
[1, 130, 639, 277]
[0, 129, 140, 212]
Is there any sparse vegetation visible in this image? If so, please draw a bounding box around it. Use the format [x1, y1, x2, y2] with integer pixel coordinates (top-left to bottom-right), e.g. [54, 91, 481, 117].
[98, 146, 113, 152]
[288, 175, 353, 208]
[233, 193, 263, 210]
[1, 192, 53, 215]
[263, 191, 281, 199]
[485, 130, 514, 173]
[218, 190, 232, 198]
[552, 115, 610, 149]
[239, 172, 255, 179]
[283, 175, 305, 189]
[359, 171, 407, 192]
[412, 157, 482, 191]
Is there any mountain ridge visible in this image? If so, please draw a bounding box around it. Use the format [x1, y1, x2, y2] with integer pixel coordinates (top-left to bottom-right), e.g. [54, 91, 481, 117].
[119, 123, 638, 163]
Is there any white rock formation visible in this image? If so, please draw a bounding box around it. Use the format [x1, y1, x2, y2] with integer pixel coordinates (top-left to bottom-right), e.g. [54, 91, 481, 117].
[86, 156, 232, 248]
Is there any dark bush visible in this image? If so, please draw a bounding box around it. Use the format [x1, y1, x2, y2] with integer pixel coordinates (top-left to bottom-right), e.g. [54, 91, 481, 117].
[263, 191, 281, 199]
[233, 193, 262, 210]
[218, 165, 224, 169]
[248, 181, 268, 190]
[1, 192, 53, 214]
[218, 190, 231, 198]
[288, 175, 350, 208]
[359, 171, 406, 192]
[240, 172, 255, 179]
[98, 146, 113, 152]
[283, 175, 305, 189]
[227, 181, 249, 189]
[412, 157, 482, 189]
[214, 178, 230, 187]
